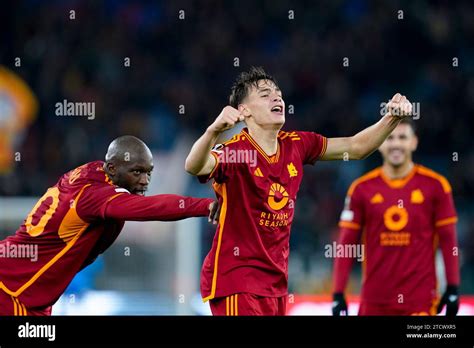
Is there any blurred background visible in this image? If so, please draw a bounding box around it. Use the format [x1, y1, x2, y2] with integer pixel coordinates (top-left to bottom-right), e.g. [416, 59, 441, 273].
[1, 0, 473, 314]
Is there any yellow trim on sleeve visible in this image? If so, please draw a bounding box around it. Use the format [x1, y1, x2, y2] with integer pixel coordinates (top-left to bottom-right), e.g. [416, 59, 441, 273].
[338, 221, 361, 230]
[318, 136, 328, 159]
[208, 151, 220, 179]
[435, 216, 458, 227]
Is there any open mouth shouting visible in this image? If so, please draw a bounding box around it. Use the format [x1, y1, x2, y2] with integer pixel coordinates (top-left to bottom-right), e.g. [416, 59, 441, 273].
[271, 104, 284, 116]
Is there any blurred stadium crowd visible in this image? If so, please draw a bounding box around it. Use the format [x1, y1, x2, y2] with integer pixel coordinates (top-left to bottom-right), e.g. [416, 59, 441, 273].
[1, 0, 473, 294]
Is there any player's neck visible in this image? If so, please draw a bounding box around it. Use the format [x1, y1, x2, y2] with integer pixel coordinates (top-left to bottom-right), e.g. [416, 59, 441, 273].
[382, 161, 415, 179]
[247, 126, 279, 156]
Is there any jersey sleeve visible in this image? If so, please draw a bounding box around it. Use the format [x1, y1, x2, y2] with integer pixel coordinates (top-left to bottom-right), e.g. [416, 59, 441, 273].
[76, 184, 129, 222]
[295, 131, 327, 165]
[103, 194, 213, 221]
[333, 228, 361, 293]
[338, 182, 364, 231]
[333, 182, 364, 293]
[198, 143, 233, 184]
[432, 176, 460, 286]
[433, 177, 457, 228]
[437, 223, 460, 286]
[77, 184, 213, 221]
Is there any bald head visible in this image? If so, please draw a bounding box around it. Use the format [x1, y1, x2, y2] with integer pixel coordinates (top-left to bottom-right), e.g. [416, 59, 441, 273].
[105, 135, 152, 164]
[104, 135, 154, 195]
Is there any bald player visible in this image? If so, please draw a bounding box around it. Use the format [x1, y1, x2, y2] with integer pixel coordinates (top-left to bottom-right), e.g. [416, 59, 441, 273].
[0, 135, 218, 316]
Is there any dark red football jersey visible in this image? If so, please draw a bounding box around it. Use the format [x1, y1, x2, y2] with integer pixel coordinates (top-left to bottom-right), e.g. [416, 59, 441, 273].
[0, 161, 212, 308]
[199, 128, 327, 300]
[337, 165, 457, 306]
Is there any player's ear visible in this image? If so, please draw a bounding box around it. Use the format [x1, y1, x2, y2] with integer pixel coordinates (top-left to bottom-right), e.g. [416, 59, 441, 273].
[238, 104, 251, 117]
[105, 162, 116, 177]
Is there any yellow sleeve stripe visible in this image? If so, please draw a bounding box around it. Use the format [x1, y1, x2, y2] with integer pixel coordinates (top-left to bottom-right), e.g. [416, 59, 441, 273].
[435, 216, 458, 227]
[208, 151, 220, 179]
[338, 221, 361, 230]
[318, 136, 328, 159]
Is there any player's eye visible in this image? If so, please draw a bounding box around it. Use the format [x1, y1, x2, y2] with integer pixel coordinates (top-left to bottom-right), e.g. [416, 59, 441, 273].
[133, 170, 141, 175]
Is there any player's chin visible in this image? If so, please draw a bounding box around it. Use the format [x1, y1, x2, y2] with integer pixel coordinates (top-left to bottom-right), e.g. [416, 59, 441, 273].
[133, 190, 147, 196]
[388, 156, 405, 167]
[269, 112, 285, 125]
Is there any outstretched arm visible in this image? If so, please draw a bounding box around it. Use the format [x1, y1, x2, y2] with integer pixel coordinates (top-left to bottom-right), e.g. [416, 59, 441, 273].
[104, 193, 215, 222]
[322, 93, 413, 160]
[185, 106, 244, 176]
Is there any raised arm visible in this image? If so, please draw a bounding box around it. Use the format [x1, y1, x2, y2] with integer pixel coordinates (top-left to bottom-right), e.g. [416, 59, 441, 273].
[322, 93, 413, 161]
[185, 106, 244, 176]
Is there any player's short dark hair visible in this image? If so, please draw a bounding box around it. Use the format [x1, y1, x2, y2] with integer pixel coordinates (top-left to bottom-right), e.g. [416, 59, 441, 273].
[229, 66, 279, 108]
[399, 117, 417, 135]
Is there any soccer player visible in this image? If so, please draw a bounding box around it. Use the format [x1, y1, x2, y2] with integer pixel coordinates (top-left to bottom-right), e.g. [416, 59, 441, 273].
[332, 119, 460, 316]
[0, 135, 218, 316]
[185, 66, 413, 315]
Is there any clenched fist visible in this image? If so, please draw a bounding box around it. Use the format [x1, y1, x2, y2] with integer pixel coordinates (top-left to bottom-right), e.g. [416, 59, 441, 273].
[385, 93, 413, 118]
[208, 106, 245, 133]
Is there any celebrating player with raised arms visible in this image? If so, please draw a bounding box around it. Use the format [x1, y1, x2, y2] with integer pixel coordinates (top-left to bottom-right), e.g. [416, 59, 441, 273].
[332, 119, 460, 316]
[185, 66, 413, 315]
[0, 135, 219, 316]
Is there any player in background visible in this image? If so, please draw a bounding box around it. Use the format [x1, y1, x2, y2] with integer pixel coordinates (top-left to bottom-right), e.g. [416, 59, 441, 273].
[0, 135, 219, 316]
[185, 66, 413, 315]
[332, 119, 460, 316]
